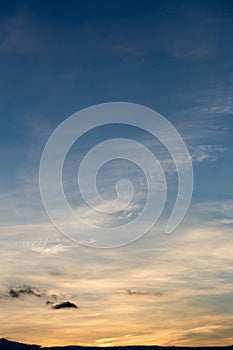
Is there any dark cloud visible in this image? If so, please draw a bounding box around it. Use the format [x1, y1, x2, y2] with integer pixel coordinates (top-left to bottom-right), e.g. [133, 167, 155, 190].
[126, 289, 163, 296]
[8, 285, 45, 298]
[1, 285, 79, 310]
[8, 289, 19, 298]
[49, 270, 65, 277]
[52, 301, 78, 310]
[4, 285, 58, 304]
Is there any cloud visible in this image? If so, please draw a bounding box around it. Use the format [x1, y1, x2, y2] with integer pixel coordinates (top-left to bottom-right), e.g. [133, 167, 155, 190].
[8, 289, 20, 298]
[2, 285, 80, 311]
[140, 131, 225, 174]
[189, 145, 225, 163]
[7, 285, 46, 299]
[176, 322, 233, 346]
[193, 200, 233, 227]
[0, 222, 232, 346]
[29, 243, 69, 255]
[0, 12, 43, 55]
[125, 289, 163, 296]
[3, 285, 58, 304]
[48, 270, 65, 277]
[195, 200, 233, 218]
[110, 44, 144, 60]
[52, 301, 78, 310]
[160, 15, 223, 60]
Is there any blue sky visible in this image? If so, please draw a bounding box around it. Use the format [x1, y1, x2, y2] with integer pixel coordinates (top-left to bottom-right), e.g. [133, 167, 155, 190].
[0, 0, 233, 346]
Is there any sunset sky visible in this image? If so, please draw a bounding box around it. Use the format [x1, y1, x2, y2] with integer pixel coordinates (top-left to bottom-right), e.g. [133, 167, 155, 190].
[0, 0, 233, 347]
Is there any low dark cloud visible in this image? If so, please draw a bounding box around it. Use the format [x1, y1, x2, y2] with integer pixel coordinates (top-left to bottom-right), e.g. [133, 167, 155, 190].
[3, 285, 58, 305]
[9, 289, 20, 298]
[48, 270, 65, 277]
[8, 285, 46, 298]
[52, 301, 78, 310]
[126, 289, 163, 296]
[1, 285, 79, 310]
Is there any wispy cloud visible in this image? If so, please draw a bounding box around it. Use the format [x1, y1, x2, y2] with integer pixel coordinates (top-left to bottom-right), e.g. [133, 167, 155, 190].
[29, 243, 70, 255]
[160, 14, 233, 61]
[194, 200, 233, 221]
[0, 220, 232, 346]
[125, 289, 163, 297]
[0, 12, 43, 55]
[1, 285, 58, 304]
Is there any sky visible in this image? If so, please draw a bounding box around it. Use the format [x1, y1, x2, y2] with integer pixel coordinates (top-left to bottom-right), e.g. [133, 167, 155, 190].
[0, 0, 233, 347]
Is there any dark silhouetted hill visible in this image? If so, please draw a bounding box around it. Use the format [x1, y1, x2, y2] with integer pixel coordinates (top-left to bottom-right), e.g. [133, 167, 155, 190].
[0, 338, 40, 350]
[0, 338, 232, 350]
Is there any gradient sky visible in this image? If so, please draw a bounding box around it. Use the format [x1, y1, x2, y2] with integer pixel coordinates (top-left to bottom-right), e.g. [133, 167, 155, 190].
[0, 0, 233, 347]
